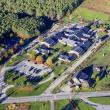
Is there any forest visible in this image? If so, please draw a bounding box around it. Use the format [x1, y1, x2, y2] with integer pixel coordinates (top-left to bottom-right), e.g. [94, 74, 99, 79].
[0, 0, 83, 39]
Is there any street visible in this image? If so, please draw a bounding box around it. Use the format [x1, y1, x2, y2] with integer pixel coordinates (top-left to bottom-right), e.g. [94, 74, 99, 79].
[1, 91, 110, 104]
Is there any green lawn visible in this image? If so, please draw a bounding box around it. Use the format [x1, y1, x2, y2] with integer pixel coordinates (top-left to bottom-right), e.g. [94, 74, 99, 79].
[87, 40, 110, 66]
[64, 7, 109, 23]
[53, 42, 72, 53]
[74, 7, 109, 21]
[88, 97, 110, 105]
[53, 64, 68, 75]
[29, 102, 50, 110]
[55, 99, 96, 110]
[78, 101, 96, 110]
[55, 100, 69, 110]
[6, 81, 52, 97]
[0, 104, 5, 110]
[6, 51, 26, 67]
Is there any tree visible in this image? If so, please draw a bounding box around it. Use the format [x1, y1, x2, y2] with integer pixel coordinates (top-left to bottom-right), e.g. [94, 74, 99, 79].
[0, 12, 17, 36]
[19, 39, 24, 45]
[29, 52, 36, 61]
[0, 0, 83, 20]
[45, 57, 53, 67]
[8, 48, 14, 55]
[38, 36, 44, 41]
[12, 17, 45, 38]
[36, 55, 43, 64]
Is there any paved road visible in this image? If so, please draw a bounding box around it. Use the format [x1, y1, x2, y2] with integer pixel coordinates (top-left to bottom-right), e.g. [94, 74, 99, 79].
[1, 91, 110, 104]
[44, 40, 102, 94]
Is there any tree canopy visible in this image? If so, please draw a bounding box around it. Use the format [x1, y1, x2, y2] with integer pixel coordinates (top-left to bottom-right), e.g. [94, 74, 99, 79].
[0, 0, 83, 39]
[0, 0, 83, 19]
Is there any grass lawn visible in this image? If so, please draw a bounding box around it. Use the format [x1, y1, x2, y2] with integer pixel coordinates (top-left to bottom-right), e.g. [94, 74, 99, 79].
[6, 81, 52, 97]
[55, 100, 70, 110]
[87, 40, 110, 66]
[53, 42, 72, 52]
[6, 51, 26, 67]
[0, 104, 5, 110]
[53, 64, 68, 75]
[71, 7, 109, 21]
[29, 102, 50, 110]
[88, 97, 110, 105]
[78, 100, 96, 110]
[55, 99, 96, 110]
[63, 0, 110, 23]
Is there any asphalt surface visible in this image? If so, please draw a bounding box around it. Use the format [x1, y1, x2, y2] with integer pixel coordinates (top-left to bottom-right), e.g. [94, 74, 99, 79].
[1, 91, 110, 104]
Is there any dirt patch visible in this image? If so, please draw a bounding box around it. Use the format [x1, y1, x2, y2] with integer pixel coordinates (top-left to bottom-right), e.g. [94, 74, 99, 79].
[17, 86, 33, 92]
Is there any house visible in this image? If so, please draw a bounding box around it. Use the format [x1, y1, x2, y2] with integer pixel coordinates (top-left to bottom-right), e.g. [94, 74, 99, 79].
[73, 65, 94, 88]
[97, 68, 107, 80]
[73, 71, 90, 88]
[59, 37, 81, 47]
[69, 46, 85, 57]
[51, 32, 64, 40]
[34, 45, 51, 55]
[79, 40, 92, 50]
[56, 25, 93, 47]
[81, 26, 90, 33]
[58, 32, 82, 47]
[59, 52, 77, 63]
[41, 37, 58, 47]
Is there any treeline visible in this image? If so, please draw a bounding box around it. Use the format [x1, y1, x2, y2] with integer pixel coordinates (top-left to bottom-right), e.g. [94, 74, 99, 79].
[0, 0, 83, 39]
[0, 0, 83, 20]
[0, 12, 46, 38]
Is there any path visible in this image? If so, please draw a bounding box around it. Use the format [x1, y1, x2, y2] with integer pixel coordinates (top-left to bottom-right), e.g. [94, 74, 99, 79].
[50, 100, 55, 110]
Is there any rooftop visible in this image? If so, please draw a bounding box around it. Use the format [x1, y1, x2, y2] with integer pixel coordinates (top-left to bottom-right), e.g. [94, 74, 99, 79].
[59, 52, 77, 62]
[45, 37, 58, 46]
[72, 46, 86, 55]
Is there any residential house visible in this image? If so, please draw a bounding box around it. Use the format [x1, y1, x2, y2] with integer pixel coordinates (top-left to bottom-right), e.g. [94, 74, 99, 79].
[51, 32, 64, 40]
[59, 52, 77, 63]
[41, 37, 58, 47]
[69, 46, 85, 57]
[73, 71, 90, 88]
[79, 40, 92, 50]
[59, 37, 81, 47]
[73, 65, 94, 88]
[34, 45, 51, 55]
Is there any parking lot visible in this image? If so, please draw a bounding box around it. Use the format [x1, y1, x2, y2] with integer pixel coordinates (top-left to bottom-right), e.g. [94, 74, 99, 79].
[14, 60, 52, 77]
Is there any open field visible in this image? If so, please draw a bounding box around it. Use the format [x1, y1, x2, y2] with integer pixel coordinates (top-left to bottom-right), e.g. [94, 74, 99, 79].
[6, 81, 52, 97]
[55, 99, 96, 110]
[88, 97, 110, 105]
[82, 0, 110, 16]
[29, 102, 50, 110]
[64, 0, 110, 22]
